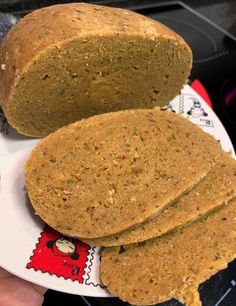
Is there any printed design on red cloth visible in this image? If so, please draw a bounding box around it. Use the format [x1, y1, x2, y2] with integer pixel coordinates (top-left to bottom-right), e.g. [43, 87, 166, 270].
[26, 226, 91, 283]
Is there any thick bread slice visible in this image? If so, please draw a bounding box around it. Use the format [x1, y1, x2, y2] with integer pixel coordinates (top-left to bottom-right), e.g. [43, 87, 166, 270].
[100, 197, 236, 306]
[84, 154, 236, 246]
[0, 3, 192, 137]
[25, 109, 222, 239]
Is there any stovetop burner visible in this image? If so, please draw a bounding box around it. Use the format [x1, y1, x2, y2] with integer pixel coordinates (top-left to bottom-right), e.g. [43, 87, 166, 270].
[157, 16, 218, 62]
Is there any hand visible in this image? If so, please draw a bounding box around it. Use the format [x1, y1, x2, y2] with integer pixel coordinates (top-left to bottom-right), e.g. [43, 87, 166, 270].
[0, 267, 47, 306]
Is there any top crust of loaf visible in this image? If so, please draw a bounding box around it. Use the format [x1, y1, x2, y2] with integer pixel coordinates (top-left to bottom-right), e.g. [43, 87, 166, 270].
[0, 2, 191, 117]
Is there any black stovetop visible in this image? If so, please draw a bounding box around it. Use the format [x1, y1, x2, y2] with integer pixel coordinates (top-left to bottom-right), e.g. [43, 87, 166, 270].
[0, 1, 236, 306]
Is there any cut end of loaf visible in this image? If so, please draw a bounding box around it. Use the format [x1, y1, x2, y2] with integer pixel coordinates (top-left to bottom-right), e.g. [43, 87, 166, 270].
[0, 3, 192, 137]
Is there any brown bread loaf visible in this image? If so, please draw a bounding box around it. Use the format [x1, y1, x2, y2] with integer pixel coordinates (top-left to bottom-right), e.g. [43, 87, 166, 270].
[0, 3, 192, 137]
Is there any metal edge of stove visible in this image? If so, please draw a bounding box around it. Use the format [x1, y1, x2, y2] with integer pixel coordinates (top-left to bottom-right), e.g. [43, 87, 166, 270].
[125, 0, 236, 43]
[179, 1, 236, 42]
[91, 0, 179, 9]
[8, 0, 179, 17]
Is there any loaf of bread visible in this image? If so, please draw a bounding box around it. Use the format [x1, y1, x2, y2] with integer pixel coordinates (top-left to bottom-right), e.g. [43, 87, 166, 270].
[0, 3, 192, 137]
[24, 109, 222, 239]
[84, 154, 236, 246]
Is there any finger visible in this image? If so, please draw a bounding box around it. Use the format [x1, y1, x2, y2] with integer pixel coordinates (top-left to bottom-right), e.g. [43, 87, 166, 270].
[0, 267, 46, 293]
[0, 266, 47, 306]
[0, 267, 12, 280]
[0, 274, 47, 306]
[31, 283, 47, 295]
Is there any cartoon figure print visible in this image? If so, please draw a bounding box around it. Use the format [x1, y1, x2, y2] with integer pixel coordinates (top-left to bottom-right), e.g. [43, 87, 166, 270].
[27, 226, 91, 282]
[187, 98, 208, 117]
[46, 237, 80, 260]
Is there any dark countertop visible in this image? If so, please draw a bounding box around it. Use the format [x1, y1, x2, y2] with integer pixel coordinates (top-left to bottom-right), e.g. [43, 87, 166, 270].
[0, 0, 235, 39]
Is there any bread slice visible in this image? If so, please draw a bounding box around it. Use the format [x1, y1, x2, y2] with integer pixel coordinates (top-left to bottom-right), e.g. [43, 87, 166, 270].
[84, 154, 236, 246]
[25, 109, 222, 239]
[101, 197, 236, 306]
[0, 3, 192, 137]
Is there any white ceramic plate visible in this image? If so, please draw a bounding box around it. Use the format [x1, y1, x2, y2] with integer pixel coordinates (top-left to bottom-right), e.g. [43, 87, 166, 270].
[0, 85, 234, 297]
